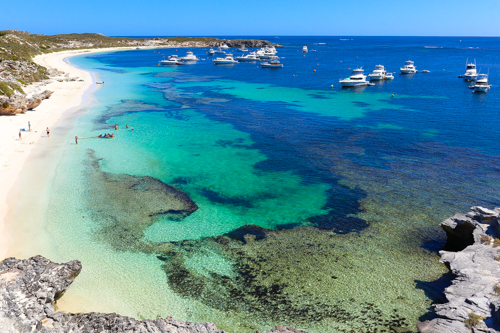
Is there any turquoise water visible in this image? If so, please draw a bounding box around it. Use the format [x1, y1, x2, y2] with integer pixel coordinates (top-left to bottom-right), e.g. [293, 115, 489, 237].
[10, 37, 500, 333]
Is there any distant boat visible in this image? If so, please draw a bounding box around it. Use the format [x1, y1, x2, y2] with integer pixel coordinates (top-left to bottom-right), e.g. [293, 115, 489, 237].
[180, 51, 200, 61]
[368, 65, 387, 80]
[214, 48, 226, 54]
[400, 60, 417, 74]
[339, 68, 371, 87]
[236, 52, 260, 62]
[160, 55, 186, 66]
[220, 44, 230, 49]
[208, 48, 216, 55]
[236, 46, 249, 52]
[213, 54, 238, 64]
[302, 46, 308, 53]
[472, 74, 491, 92]
[463, 59, 478, 81]
[384, 72, 394, 80]
[421, 70, 430, 73]
[261, 56, 283, 68]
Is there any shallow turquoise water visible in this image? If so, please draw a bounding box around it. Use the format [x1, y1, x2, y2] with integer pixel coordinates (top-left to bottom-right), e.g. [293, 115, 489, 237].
[11, 37, 500, 333]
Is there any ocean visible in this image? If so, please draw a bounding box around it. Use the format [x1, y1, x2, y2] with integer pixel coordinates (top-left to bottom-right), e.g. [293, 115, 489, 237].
[9, 36, 500, 332]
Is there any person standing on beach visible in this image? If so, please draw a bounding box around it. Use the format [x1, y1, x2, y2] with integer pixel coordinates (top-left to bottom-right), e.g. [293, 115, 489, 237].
[19, 131, 22, 140]
[28, 121, 31, 132]
[75, 136, 78, 144]
[46, 127, 50, 137]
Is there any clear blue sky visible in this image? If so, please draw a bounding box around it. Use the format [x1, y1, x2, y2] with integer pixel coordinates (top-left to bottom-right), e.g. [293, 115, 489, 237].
[3, 0, 499, 36]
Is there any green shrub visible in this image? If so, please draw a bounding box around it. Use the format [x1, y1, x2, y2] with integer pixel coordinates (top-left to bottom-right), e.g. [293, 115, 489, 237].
[2, 102, 8, 108]
[464, 313, 484, 330]
[17, 79, 26, 85]
[0, 82, 13, 96]
[493, 285, 500, 296]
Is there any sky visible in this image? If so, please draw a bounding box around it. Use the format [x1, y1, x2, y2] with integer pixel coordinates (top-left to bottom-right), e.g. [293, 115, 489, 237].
[2, 0, 499, 37]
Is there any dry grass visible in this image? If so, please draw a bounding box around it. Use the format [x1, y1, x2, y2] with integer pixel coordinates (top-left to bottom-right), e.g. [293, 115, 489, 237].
[464, 313, 485, 330]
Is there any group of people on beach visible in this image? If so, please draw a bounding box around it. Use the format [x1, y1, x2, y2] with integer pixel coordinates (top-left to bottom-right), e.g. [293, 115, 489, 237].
[18, 122, 50, 140]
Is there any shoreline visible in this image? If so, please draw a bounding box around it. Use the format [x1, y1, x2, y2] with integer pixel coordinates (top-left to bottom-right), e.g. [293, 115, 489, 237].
[0, 46, 146, 260]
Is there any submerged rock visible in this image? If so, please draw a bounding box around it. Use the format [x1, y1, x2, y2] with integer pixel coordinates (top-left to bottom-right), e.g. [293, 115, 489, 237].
[417, 206, 500, 333]
[0, 255, 227, 333]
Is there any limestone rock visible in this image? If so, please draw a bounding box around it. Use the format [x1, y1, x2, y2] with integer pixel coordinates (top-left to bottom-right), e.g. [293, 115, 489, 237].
[0, 89, 53, 115]
[417, 207, 500, 333]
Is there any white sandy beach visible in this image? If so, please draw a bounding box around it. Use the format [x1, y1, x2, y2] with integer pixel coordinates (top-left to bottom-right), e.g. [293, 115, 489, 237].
[0, 47, 142, 259]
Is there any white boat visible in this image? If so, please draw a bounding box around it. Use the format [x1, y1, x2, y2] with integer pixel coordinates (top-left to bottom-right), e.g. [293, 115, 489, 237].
[236, 46, 248, 52]
[256, 47, 277, 59]
[208, 48, 216, 55]
[384, 72, 394, 80]
[160, 55, 185, 66]
[214, 48, 226, 54]
[339, 68, 371, 87]
[261, 56, 283, 68]
[473, 74, 491, 92]
[236, 52, 260, 62]
[213, 54, 238, 64]
[400, 60, 417, 74]
[368, 65, 387, 80]
[302, 46, 308, 53]
[463, 59, 478, 81]
[220, 44, 229, 49]
[181, 51, 200, 61]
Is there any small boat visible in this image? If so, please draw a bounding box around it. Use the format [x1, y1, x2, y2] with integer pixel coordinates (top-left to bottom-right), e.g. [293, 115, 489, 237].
[421, 70, 430, 73]
[400, 60, 417, 74]
[261, 56, 283, 68]
[160, 55, 186, 66]
[302, 46, 308, 53]
[213, 54, 238, 64]
[214, 48, 226, 54]
[368, 65, 387, 80]
[180, 51, 200, 61]
[339, 68, 371, 87]
[256, 47, 277, 59]
[384, 72, 394, 80]
[310, 49, 316, 52]
[236, 52, 260, 62]
[472, 74, 491, 92]
[236, 46, 249, 52]
[208, 48, 216, 56]
[463, 59, 478, 81]
[220, 44, 230, 49]
[96, 81, 105, 84]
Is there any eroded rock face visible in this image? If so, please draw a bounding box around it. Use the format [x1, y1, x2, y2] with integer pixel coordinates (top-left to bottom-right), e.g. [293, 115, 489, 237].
[0, 90, 52, 115]
[417, 206, 500, 333]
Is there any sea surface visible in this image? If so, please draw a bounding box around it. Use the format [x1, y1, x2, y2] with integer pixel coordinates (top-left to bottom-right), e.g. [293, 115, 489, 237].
[9, 36, 500, 332]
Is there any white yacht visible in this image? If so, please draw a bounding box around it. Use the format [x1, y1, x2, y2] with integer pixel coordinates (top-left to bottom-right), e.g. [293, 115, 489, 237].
[302, 46, 308, 53]
[473, 74, 491, 92]
[400, 60, 417, 74]
[463, 60, 478, 81]
[208, 48, 216, 56]
[339, 68, 371, 87]
[160, 56, 185, 66]
[213, 53, 238, 64]
[236, 46, 248, 52]
[261, 56, 283, 68]
[220, 44, 230, 49]
[181, 51, 200, 61]
[236, 52, 260, 62]
[368, 65, 387, 80]
[256, 47, 277, 59]
[214, 48, 226, 54]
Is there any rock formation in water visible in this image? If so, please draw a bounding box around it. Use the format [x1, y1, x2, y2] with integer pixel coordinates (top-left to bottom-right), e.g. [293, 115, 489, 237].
[0, 89, 53, 115]
[0, 255, 307, 333]
[417, 206, 500, 333]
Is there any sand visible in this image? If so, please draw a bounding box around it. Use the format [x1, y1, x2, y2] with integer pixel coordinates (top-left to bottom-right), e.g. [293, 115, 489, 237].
[0, 47, 144, 259]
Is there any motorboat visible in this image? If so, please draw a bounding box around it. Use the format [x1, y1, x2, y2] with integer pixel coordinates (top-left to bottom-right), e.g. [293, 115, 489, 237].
[256, 47, 277, 59]
[368, 65, 387, 80]
[421, 70, 430, 73]
[302, 46, 308, 53]
[214, 48, 226, 54]
[463, 60, 478, 81]
[181, 51, 200, 61]
[208, 48, 215, 55]
[339, 68, 371, 87]
[472, 74, 491, 92]
[220, 44, 230, 49]
[236, 52, 260, 62]
[236, 46, 249, 52]
[384, 72, 394, 80]
[160, 55, 185, 66]
[400, 60, 417, 74]
[213, 54, 238, 64]
[261, 56, 283, 68]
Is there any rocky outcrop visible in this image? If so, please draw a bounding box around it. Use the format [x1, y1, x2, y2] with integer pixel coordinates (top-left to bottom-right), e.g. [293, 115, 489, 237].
[211, 39, 273, 48]
[417, 206, 500, 333]
[0, 90, 52, 115]
[0, 255, 226, 333]
[0, 255, 307, 333]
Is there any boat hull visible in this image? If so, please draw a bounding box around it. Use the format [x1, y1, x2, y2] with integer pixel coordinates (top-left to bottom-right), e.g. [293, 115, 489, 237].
[261, 63, 283, 68]
[339, 80, 370, 87]
[400, 69, 417, 74]
[464, 74, 478, 81]
[474, 85, 491, 92]
[368, 74, 385, 80]
[213, 61, 238, 64]
[237, 58, 260, 62]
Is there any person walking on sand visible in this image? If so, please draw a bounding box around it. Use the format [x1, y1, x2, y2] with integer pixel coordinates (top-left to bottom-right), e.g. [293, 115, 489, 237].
[19, 131, 22, 140]
[75, 136, 78, 144]
[46, 127, 50, 137]
[28, 121, 31, 132]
